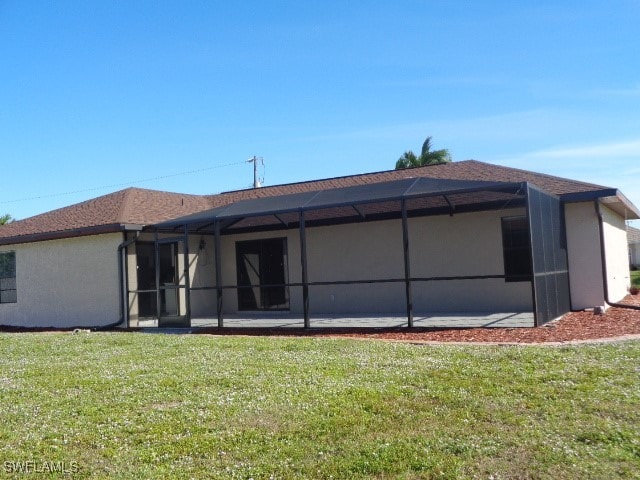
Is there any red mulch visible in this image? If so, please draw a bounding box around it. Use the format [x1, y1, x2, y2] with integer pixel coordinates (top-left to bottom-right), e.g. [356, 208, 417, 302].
[327, 294, 640, 344]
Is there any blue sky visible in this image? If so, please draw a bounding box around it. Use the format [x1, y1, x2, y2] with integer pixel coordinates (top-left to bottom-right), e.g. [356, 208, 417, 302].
[1, 1, 639, 226]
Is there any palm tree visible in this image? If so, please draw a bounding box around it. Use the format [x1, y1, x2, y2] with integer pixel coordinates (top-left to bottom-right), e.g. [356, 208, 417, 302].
[395, 136, 452, 169]
[0, 214, 13, 225]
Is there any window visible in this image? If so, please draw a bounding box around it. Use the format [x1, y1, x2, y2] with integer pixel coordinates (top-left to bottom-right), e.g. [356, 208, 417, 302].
[0, 251, 16, 303]
[501, 216, 532, 282]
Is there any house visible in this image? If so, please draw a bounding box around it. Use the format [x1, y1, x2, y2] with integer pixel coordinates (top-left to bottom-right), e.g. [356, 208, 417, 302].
[0, 160, 637, 330]
[629, 226, 640, 268]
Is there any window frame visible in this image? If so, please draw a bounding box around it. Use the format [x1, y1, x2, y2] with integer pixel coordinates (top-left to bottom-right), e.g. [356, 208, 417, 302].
[501, 216, 532, 283]
[0, 251, 17, 304]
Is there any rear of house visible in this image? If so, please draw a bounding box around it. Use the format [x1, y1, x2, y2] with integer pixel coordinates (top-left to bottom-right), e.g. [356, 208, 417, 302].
[1, 160, 637, 329]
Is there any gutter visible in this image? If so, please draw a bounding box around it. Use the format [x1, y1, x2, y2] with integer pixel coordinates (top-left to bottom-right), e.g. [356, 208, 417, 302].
[102, 231, 141, 330]
[91, 231, 140, 331]
[0, 223, 143, 247]
[594, 200, 640, 311]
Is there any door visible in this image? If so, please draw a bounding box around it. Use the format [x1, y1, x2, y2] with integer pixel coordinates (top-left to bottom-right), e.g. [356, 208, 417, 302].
[157, 241, 180, 319]
[136, 241, 183, 322]
[136, 242, 158, 318]
[236, 238, 289, 311]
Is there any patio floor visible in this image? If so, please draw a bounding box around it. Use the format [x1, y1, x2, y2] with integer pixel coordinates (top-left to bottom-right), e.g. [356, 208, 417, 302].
[137, 311, 535, 329]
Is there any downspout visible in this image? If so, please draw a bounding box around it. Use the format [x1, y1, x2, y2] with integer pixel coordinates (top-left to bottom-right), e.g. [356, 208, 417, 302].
[594, 200, 640, 311]
[96, 231, 140, 330]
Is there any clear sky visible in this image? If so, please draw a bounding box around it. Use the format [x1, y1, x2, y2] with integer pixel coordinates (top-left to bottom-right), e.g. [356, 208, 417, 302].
[1, 1, 639, 226]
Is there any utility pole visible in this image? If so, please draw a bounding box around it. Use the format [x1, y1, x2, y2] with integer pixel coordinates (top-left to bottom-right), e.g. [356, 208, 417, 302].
[247, 156, 263, 188]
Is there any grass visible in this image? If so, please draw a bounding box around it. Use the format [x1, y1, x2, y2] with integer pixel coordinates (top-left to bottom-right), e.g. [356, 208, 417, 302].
[631, 270, 640, 288]
[0, 333, 639, 479]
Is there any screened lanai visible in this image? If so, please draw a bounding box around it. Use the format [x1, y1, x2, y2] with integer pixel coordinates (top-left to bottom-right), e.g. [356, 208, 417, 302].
[123, 177, 571, 329]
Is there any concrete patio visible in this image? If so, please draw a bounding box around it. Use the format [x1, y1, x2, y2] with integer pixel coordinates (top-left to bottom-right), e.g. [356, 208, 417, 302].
[137, 311, 535, 329]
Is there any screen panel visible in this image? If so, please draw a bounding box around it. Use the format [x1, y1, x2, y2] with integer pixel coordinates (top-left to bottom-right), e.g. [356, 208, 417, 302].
[527, 185, 571, 325]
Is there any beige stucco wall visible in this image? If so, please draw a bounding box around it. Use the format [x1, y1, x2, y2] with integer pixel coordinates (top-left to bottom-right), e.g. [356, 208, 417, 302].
[564, 202, 604, 309]
[305, 220, 405, 313]
[216, 207, 533, 315]
[187, 234, 217, 316]
[409, 209, 532, 312]
[565, 201, 630, 310]
[125, 234, 140, 322]
[0, 233, 122, 328]
[601, 204, 631, 302]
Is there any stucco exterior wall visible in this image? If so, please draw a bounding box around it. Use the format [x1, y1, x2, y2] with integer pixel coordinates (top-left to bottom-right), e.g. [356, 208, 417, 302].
[125, 235, 139, 322]
[564, 202, 605, 309]
[564, 201, 630, 310]
[409, 209, 532, 312]
[305, 220, 406, 313]
[0, 233, 122, 328]
[217, 208, 532, 315]
[601, 204, 631, 302]
[187, 234, 217, 316]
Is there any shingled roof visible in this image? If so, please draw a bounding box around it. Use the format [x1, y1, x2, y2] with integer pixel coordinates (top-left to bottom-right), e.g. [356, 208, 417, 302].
[0, 188, 213, 245]
[204, 159, 612, 206]
[1, 160, 637, 246]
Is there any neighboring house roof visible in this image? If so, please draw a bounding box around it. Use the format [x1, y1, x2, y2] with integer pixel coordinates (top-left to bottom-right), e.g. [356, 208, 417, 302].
[1, 160, 638, 246]
[628, 226, 640, 245]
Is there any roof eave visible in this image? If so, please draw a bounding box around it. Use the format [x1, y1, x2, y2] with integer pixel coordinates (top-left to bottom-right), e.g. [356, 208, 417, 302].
[0, 223, 143, 247]
[561, 189, 640, 219]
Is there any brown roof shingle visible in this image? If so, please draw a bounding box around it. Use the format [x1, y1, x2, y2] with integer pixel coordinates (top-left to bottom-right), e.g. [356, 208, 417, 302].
[205, 159, 609, 207]
[0, 188, 213, 244]
[0, 160, 633, 246]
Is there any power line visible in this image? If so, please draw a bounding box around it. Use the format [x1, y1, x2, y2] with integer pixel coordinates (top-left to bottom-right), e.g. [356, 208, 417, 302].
[1, 160, 248, 204]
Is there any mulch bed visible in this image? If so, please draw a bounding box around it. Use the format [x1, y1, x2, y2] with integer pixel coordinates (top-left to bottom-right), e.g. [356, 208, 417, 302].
[326, 294, 640, 344]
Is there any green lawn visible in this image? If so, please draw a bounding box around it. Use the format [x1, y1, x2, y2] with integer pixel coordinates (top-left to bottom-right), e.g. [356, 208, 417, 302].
[1, 334, 639, 479]
[632, 270, 640, 288]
